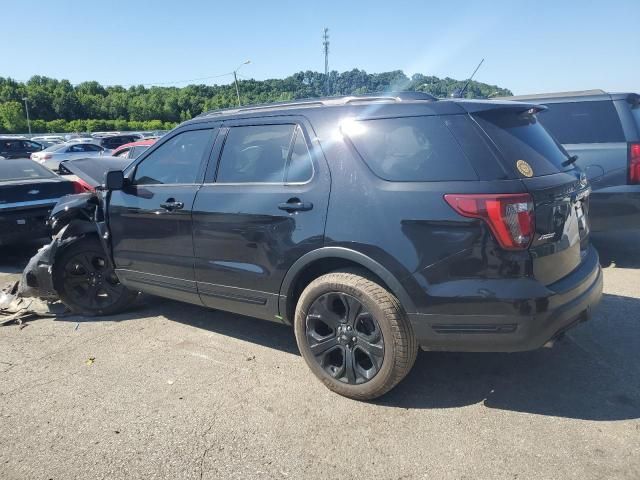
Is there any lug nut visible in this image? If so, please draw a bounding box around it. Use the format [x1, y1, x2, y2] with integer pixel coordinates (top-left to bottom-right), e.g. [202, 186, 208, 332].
[352, 337, 357, 342]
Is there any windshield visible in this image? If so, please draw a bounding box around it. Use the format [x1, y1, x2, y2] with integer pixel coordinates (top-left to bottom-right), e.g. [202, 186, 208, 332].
[473, 111, 574, 177]
[0, 159, 55, 181]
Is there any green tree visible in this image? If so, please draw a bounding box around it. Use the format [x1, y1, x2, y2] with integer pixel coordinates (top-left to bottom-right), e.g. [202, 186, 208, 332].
[0, 101, 27, 132]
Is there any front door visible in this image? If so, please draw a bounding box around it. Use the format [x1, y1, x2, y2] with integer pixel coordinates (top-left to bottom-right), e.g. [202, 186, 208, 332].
[192, 119, 330, 321]
[109, 126, 217, 304]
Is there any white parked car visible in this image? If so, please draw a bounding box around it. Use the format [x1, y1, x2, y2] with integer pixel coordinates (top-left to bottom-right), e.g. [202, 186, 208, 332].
[31, 142, 105, 171]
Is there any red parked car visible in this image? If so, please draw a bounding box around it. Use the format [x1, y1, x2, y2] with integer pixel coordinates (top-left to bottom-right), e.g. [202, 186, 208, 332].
[111, 139, 157, 159]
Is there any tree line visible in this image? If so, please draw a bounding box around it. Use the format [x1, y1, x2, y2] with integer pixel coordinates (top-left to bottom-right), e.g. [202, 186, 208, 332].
[0, 70, 512, 133]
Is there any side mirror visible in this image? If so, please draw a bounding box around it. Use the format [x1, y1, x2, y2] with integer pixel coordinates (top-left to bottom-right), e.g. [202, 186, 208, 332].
[104, 170, 125, 190]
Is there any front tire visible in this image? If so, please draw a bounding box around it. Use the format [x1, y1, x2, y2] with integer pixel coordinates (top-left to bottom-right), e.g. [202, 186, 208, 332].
[52, 237, 137, 316]
[294, 271, 417, 400]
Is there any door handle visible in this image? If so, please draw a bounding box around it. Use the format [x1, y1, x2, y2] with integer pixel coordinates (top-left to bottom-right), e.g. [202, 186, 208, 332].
[278, 198, 313, 212]
[160, 200, 184, 211]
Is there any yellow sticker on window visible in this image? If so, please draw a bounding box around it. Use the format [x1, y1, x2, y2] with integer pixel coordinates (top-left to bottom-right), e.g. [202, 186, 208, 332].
[516, 160, 533, 177]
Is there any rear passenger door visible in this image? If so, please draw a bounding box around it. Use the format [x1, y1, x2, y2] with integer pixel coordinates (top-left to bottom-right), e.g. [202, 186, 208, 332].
[192, 117, 330, 321]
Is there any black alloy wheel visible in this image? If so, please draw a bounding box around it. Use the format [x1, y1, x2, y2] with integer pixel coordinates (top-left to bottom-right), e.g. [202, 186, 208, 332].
[305, 292, 385, 385]
[62, 251, 125, 311]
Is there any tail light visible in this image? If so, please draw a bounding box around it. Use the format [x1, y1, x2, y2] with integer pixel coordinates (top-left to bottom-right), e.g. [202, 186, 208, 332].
[42, 153, 52, 160]
[444, 193, 535, 250]
[72, 179, 94, 193]
[629, 143, 640, 184]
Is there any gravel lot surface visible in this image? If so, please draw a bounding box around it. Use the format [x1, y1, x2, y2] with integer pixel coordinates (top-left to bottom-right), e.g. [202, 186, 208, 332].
[1, 233, 639, 480]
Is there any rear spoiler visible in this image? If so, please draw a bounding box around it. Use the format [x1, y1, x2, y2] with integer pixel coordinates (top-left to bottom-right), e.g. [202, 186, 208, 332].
[459, 100, 548, 115]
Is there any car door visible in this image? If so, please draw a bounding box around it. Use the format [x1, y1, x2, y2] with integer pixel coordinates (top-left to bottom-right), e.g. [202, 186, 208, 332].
[108, 125, 218, 304]
[192, 117, 330, 322]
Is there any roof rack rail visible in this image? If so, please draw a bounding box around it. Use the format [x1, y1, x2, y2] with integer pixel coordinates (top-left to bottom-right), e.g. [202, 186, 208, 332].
[198, 91, 437, 118]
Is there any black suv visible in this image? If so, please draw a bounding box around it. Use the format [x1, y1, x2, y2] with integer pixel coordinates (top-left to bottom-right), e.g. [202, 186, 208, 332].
[99, 134, 142, 151]
[0, 137, 43, 159]
[31, 93, 603, 400]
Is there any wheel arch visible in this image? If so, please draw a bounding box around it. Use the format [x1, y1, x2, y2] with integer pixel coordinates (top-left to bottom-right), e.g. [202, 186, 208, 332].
[278, 247, 416, 324]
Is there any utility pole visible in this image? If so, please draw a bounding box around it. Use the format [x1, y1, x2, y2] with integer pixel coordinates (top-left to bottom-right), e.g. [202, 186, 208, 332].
[22, 97, 31, 135]
[233, 71, 241, 106]
[323, 28, 330, 96]
[233, 60, 251, 107]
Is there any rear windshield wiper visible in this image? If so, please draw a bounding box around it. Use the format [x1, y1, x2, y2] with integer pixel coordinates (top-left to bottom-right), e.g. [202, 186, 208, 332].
[562, 154, 579, 167]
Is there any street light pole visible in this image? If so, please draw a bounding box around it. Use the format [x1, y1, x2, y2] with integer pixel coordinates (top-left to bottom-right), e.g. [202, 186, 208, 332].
[233, 60, 251, 107]
[22, 97, 31, 135]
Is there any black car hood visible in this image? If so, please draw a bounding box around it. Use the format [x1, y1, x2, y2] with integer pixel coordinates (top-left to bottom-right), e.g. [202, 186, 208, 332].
[59, 156, 132, 187]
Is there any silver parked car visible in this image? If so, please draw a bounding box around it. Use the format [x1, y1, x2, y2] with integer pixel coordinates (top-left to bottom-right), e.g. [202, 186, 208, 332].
[31, 142, 105, 171]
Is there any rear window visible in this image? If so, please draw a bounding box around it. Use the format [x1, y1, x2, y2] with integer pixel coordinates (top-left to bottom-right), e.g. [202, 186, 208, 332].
[473, 111, 573, 177]
[346, 116, 478, 182]
[44, 144, 67, 152]
[0, 160, 55, 181]
[536, 101, 625, 144]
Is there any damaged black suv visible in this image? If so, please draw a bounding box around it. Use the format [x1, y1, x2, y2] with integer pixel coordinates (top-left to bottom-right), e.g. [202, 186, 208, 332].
[26, 93, 603, 400]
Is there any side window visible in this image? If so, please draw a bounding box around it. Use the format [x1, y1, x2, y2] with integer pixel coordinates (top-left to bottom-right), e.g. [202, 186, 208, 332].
[23, 141, 41, 150]
[217, 124, 296, 183]
[69, 144, 84, 152]
[85, 144, 102, 152]
[346, 116, 478, 182]
[115, 148, 130, 158]
[286, 127, 313, 182]
[537, 101, 625, 144]
[134, 129, 212, 185]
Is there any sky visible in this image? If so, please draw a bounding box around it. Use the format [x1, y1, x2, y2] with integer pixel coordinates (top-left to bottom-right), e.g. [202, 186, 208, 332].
[1, 0, 638, 95]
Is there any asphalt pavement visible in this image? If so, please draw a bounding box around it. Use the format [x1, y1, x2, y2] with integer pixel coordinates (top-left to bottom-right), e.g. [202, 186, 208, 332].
[0, 233, 638, 480]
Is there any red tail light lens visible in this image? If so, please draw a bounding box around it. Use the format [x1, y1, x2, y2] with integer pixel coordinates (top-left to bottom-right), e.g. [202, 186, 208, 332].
[73, 179, 94, 193]
[444, 193, 535, 250]
[43, 153, 52, 160]
[629, 143, 640, 184]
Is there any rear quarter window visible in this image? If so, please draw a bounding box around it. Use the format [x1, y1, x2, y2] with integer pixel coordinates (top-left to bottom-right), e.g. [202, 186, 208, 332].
[345, 115, 479, 182]
[536, 100, 625, 144]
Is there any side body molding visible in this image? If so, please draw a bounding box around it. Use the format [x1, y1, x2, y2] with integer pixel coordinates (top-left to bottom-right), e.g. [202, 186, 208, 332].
[278, 246, 417, 324]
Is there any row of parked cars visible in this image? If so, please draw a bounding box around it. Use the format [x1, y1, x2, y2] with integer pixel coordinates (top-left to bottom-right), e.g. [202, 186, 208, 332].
[3, 89, 639, 400]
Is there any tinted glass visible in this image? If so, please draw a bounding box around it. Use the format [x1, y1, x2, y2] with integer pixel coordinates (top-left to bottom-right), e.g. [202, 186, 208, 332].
[537, 101, 625, 144]
[217, 124, 295, 183]
[474, 111, 573, 177]
[347, 116, 478, 182]
[286, 127, 313, 182]
[443, 115, 509, 180]
[85, 144, 103, 152]
[0, 159, 55, 180]
[23, 141, 42, 150]
[134, 129, 211, 185]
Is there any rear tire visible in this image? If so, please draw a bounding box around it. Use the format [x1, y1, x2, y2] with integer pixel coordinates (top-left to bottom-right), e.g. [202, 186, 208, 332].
[52, 237, 137, 316]
[294, 271, 417, 400]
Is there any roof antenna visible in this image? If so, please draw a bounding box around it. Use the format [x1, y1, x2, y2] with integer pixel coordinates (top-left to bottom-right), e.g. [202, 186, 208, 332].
[451, 58, 484, 98]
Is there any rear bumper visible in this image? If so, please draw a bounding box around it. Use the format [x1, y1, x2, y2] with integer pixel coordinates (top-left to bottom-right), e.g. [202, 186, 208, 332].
[589, 184, 640, 231]
[0, 207, 53, 246]
[408, 246, 603, 352]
